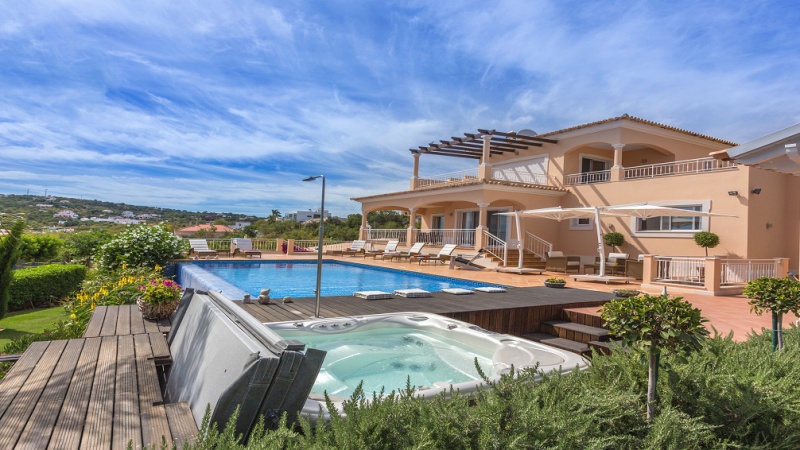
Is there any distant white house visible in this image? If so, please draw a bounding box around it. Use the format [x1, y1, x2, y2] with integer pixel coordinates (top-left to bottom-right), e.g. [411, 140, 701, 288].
[121, 211, 135, 218]
[102, 209, 113, 213]
[53, 209, 78, 219]
[231, 221, 251, 230]
[136, 213, 160, 219]
[35, 204, 53, 208]
[285, 209, 332, 223]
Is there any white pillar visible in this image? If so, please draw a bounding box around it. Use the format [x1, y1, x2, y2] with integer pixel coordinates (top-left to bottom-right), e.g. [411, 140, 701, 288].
[611, 143, 625, 181]
[410, 152, 421, 189]
[359, 211, 368, 240]
[407, 207, 417, 245]
[478, 134, 493, 180]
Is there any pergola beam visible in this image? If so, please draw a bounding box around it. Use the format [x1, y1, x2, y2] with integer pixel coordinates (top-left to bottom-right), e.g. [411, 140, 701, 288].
[409, 128, 558, 158]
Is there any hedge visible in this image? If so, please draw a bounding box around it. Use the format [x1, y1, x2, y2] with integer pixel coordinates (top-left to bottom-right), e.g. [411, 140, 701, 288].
[8, 264, 87, 311]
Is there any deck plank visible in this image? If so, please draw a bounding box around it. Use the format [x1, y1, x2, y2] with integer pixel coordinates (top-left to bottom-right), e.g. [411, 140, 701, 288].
[142, 315, 160, 334]
[112, 335, 141, 450]
[130, 306, 147, 335]
[16, 339, 83, 450]
[0, 340, 67, 449]
[115, 305, 131, 337]
[80, 336, 117, 449]
[148, 332, 171, 366]
[0, 341, 49, 419]
[99, 306, 119, 337]
[165, 402, 198, 448]
[134, 334, 172, 447]
[83, 305, 107, 338]
[48, 337, 102, 450]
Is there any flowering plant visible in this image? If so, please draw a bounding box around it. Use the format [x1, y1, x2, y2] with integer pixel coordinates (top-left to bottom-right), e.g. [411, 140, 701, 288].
[96, 225, 184, 272]
[545, 277, 566, 284]
[138, 277, 182, 305]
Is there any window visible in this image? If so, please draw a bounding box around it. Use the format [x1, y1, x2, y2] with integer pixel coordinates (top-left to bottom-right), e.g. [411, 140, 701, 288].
[578, 156, 611, 183]
[636, 205, 702, 232]
[569, 217, 593, 230]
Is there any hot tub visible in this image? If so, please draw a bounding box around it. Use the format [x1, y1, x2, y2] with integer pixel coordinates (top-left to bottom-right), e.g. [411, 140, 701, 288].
[267, 312, 588, 420]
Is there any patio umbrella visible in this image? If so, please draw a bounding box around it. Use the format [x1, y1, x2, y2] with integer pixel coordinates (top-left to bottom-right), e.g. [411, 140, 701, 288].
[604, 203, 737, 219]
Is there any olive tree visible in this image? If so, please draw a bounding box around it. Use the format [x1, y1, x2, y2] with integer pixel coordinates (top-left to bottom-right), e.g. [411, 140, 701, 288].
[603, 232, 625, 252]
[601, 294, 709, 420]
[693, 232, 719, 257]
[743, 277, 800, 351]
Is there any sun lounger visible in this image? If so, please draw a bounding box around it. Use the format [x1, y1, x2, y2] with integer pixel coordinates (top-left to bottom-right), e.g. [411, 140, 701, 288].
[232, 238, 262, 258]
[366, 240, 399, 258]
[390, 242, 426, 261]
[330, 240, 367, 256]
[448, 250, 486, 270]
[189, 239, 218, 258]
[415, 244, 458, 264]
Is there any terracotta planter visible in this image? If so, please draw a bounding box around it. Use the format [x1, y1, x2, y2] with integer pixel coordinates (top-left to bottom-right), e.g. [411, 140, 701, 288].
[137, 297, 179, 320]
[544, 282, 566, 288]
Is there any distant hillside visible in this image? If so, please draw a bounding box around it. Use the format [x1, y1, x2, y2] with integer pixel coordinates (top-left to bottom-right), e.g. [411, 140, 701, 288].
[0, 193, 262, 232]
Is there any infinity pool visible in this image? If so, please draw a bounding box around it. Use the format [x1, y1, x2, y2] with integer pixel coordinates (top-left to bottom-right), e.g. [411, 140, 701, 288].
[179, 260, 503, 298]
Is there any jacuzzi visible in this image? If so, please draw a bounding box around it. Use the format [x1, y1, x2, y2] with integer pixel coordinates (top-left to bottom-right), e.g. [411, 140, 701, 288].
[267, 312, 588, 420]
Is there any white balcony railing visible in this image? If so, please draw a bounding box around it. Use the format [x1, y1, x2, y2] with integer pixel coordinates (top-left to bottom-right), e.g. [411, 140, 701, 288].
[200, 238, 278, 251]
[720, 259, 777, 285]
[624, 157, 737, 180]
[564, 170, 611, 186]
[482, 229, 507, 266]
[492, 169, 548, 185]
[365, 228, 408, 243]
[416, 169, 479, 188]
[524, 232, 552, 259]
[411, 229, 476, 247]
[654, 257, 706, 286]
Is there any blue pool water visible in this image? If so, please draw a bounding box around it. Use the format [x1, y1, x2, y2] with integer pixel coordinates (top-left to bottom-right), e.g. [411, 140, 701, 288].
[180, 260, 503, 298]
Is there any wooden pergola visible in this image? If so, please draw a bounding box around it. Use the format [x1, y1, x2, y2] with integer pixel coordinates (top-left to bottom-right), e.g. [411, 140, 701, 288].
[410, 129, 558, 159]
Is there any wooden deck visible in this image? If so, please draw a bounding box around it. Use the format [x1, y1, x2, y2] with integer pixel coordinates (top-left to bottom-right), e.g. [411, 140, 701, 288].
[0, 305, 196, 450]
[239, 286, 613, 335]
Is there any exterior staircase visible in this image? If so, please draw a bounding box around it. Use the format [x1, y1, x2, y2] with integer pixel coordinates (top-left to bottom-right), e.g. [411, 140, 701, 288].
[522, 307, 618, 357]
[487, 248, 546, 268]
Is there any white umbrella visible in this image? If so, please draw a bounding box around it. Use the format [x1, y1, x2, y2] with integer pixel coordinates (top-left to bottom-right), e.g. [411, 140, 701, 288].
[605, 203, 737, 219]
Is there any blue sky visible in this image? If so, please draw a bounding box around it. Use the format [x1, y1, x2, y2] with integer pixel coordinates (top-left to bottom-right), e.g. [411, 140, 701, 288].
[2, 1, 799, 217]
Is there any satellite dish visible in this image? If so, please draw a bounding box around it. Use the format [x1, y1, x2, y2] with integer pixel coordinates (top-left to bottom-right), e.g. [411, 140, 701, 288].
[518, 129, 538, 136]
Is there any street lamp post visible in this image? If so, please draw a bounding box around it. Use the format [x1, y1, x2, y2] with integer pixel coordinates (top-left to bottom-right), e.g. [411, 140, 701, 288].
[302, 175, 325, 318]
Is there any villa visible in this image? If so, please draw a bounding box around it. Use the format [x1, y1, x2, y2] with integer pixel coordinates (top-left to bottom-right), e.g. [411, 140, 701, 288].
[353, 115, 800, 293]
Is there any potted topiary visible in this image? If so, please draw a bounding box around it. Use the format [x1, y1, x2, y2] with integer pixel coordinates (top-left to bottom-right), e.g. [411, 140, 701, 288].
[603, 232, 625, 252]
[136, 277, 183, 320]
[693, 231, 720, 256]
[544, 277, 567, 288]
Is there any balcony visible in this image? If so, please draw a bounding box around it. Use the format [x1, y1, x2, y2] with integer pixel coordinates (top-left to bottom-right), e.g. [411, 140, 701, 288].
[565, 157, 738, 186]
[416, 166, 549, 190]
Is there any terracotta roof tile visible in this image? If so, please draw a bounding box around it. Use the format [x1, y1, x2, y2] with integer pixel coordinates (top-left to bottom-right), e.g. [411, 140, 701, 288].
[538, 114, 737, 146]
[351, 179, 566, 201]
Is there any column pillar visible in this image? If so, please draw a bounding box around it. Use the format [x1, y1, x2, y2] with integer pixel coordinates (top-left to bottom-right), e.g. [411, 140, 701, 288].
[410, 152, 421, 190]
[703, 256, 722, 296]
[478, 134, 493, 180]
[610, 143, 625, 182]
[359, 211, 368, 240]
[642, 254, 656, 286]
[474, 202, 489, 251]
[775, 257, 789, 278]
[406, 208, 417, 245]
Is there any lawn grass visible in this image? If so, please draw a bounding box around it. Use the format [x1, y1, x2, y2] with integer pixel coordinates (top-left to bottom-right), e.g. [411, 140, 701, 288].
[0, 306, 68, 351]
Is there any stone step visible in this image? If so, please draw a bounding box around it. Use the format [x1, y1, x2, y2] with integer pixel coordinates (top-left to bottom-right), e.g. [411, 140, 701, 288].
[522, 333, 590, 355]
[542, 320, 610, 344]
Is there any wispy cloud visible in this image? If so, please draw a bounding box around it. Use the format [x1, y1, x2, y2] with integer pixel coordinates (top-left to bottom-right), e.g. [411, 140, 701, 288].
[1, 0, 799, 215]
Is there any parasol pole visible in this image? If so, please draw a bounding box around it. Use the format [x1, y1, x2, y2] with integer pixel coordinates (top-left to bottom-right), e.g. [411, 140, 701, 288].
[515, 211, 524, 268]
[594, 206, 606, 277]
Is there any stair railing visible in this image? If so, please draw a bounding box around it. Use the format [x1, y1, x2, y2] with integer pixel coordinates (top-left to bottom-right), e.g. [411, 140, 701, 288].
[482, 229, 507, 266]
[524, 232, 552, 259]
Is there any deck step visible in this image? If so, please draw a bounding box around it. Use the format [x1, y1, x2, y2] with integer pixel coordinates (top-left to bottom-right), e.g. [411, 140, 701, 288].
[542, 320, 610, 343]
[588, 340, 618, 356]
[521, 333, 590, 355]
[564, 308, 604, 328]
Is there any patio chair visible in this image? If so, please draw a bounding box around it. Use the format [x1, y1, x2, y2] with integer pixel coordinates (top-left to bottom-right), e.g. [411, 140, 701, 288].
[449, 250, 486, 271]
[590, 252, 630, 275]
[415, 244, 458, 265]
[390, 242, 426, 261]
[189, 239, 218, 258]
[232, 238, 262, 259]
[366, 240, 399, 258]
[545, 250, 581, 273]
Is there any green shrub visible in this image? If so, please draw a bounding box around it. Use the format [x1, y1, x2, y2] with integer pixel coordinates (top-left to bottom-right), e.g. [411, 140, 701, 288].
[65, 229, 113, 260]
[96, 225, 184, 271]
[8, 264, 87, 311]
[0, 220, 26, 319]
[693, 231, 719, 256]
[18, 234, 65, 262]
[603, 231, 625, 251]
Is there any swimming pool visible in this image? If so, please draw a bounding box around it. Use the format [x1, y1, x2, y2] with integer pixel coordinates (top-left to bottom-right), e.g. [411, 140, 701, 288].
[268, 312, 588, 420]
[178, 260, 504, 298]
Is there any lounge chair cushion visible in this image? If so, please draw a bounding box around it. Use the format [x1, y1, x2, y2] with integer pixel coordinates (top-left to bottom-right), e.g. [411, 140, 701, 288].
[473, 287, 507, 293]
[441, 288, 474, 295]
[353, 291, 393, 300]
[394, 289, 432, 298]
